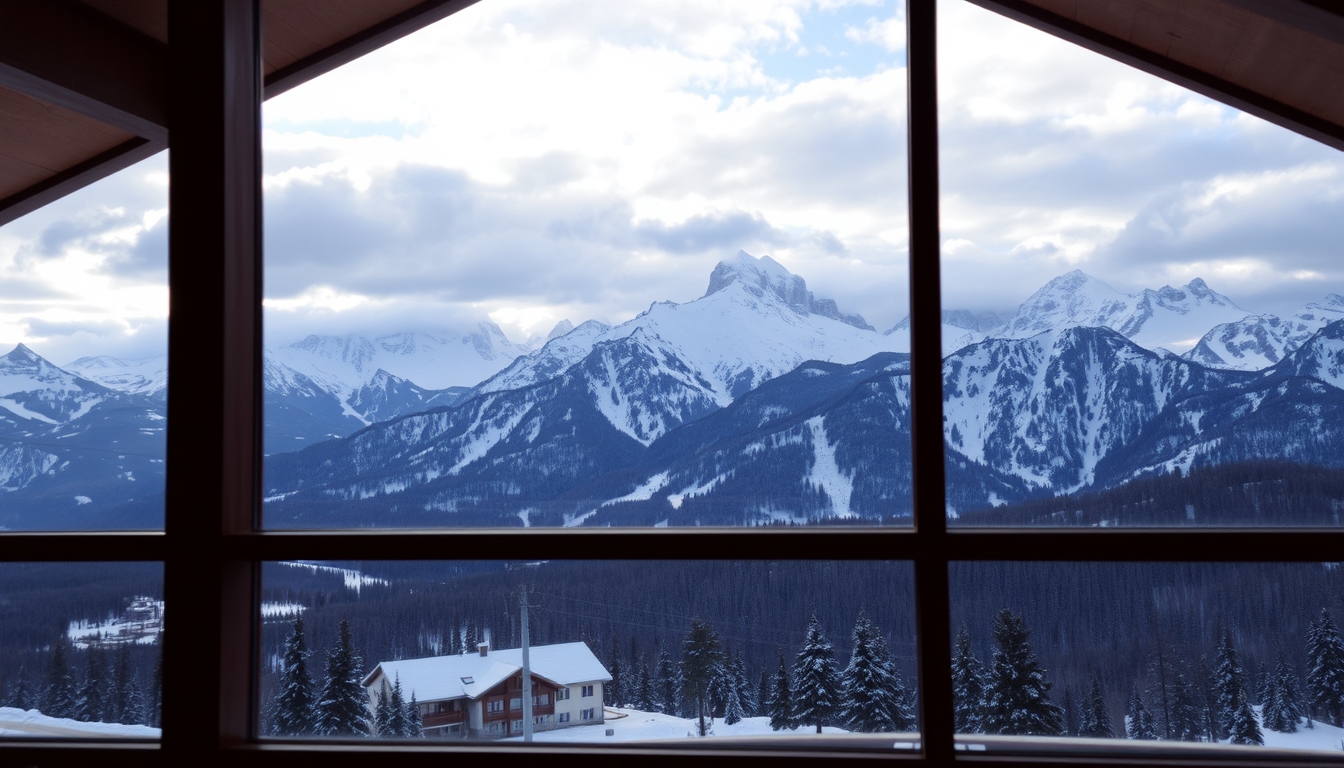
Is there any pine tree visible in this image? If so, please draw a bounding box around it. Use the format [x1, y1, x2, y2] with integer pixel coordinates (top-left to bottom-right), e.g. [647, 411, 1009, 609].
[1079, 671, 1113, 738]
[1227, 688, 1263, 746]
[707, 660, 733, 718]
[9, 668, 33, 711]
[1307, 608, 1344, 726]
[655, 648, 679, 716]
[314, 619, 369, 737]
[730, 649, 756, 717]
[1167, 670, 1203, 742]
[1269, 650, 1302, 733]
[951, 624, 986, 734]
[680, 617, 725, 737]
[724, 683, 744, 725]
[1213, 630, 1247, 740]
[1126, 688, 1156, 740]
[404, 692, 422, 738]
[609, 657, 624, 708]
[74, 648, 108, 723]
[1062, 687, 1078, 737]
[636, 661, 654, 712]
[386, 674, 407, 737]
[43, 636, 77, 719]
[768, 651, 795, 731]
[465, 617, 478, 653]
[873, 630, 916, 731]
[272, 616, 316, 735]
[983, 609, 1063, 736]
[793, 615, 839, 734]
[1255, 661, 1271, 708]
[373, 686, 391, 737]
[838, 612, 903, 732]
[123, 671, 147, 726]
[111, 643, 135, 725]
[1260, 665, 1283, 732]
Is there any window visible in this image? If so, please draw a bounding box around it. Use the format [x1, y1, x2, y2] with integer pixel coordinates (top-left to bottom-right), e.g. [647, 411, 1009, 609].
[556, 688, 569, 701]
[509, 697, 521, 711]
[4, 0, 1341, 766]
[533, 694, 548, 706]
[581, 685, 594, 698]
[487, 700, 504, 714]
[581, 708, 595, 721]
[558, 712, 570, 724]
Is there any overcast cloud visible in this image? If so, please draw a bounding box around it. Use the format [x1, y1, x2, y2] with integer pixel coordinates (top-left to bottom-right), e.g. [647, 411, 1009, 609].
[1, 0, 1341, 363]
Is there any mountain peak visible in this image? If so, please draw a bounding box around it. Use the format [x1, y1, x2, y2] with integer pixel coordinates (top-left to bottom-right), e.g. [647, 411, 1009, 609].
[703, 250, 873, 331]
[545, 319, 575, 342]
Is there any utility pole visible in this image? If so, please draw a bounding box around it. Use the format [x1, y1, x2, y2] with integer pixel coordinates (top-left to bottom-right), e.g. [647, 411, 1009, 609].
[522, 584, 533, 742]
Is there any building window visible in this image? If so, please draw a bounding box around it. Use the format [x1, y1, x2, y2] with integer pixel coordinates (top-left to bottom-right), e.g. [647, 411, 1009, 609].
[487, 700, 503, 714]
[532, 694, 548, 706]
[509, 697, 521, 710]
[580, 708, 595, 721]
[555, 688, 569, 701]
[580, 685, 593, 698]
[557, 712, 570, 724]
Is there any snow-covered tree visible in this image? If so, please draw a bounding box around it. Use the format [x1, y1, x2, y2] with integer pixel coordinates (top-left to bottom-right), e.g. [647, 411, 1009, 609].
[1213, 630, 1247, 740]
[373, 686, 391, 737]
[405, 691, 422, 738]
[951, 624, 986, 734]
[768, 651, 795, 731]
[758, 668, 772, 721]
[635, 660, 655, 712]
[273, 616, 315, 735]
[314, 619, 368, 737]
[983, 610, 1063, 736]
[1126, 688, 1156, 740]
[1227, 688, 1263, 746]
[655, 648, 679, 716]
[1308, 608, 1344, 726]
[386, 674, 407, 737]
[608, 656, 624, 708]
[1267, 650, 1302, 733]
[724, 684, 744, 725]
[43, 637, 77, 719]
[8, 668, 33, 711]
[1062, 687, 1078, 737]
[838, 612, 903, 733]
[793, 615, 840, 734]
[730, 649, 756, 717]
[111, 644, 136, 724]
[707, 659, 733, 718]
[872, 630, 916, 731]
[1078, 672, 1113, 738]
[73, 649, 107, 723]
[680, 617, 725, 737]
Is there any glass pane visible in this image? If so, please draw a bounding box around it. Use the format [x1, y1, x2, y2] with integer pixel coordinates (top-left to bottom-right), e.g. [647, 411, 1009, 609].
[0, 154, 167, 531]
[0, 562, 163, 739]
[259, 560, 916, 749]
[937, 0, 1344, 526]
[951, 562, 1344, 759]
[260, 1, 912, 528]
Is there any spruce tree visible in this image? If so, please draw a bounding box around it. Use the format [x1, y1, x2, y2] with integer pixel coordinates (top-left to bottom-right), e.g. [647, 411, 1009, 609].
[1260, 666, 1282, 732]
[373, 686, 391, 737]
[609, 657, 624, 708]
[1167, 670, 1202, 742]
[43, 636, 77, 719]
[1126, 688, 1156, 740]
[793, 615, 840, 734]
[758, 668, 772, 722]
[838, 612, 902, 732]
[873, 630, 916, 730]
[983, 609, 1063, 736]
[951, 624, 986, 734]
[1269, 650, 1302, 733]
[707, 661, 732, 718]
[730, 649, 756, 717]
[404, 692, 422, 738]
[112, 643, 135, 724]
[636, 661, 654, 712]
[386, 674, 408, 736]
[1307, 608, 1344, 726]
[1213, 630, 1247, 740]
[465, 616, 477, 653]
[1079, 671, 1114, 738]
[1062, 688, 1078, 737]
[273, 616, 315, 735]
[123, 671, 147, 726]
[768, 651, 795, 731]
[724, 684, 744, 725]
[1255, 661, 1271, 709]
[9, 668, 33, 711]
[680, 617, 725, 737]
[314, 619, 369, 737]
[74, 648, 107, 723]
[655, 648, 679, 716]
[1227, 689, 1263, 746]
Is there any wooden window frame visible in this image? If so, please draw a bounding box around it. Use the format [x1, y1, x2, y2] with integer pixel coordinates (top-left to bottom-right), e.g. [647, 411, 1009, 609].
[2, 1, 1340, 766]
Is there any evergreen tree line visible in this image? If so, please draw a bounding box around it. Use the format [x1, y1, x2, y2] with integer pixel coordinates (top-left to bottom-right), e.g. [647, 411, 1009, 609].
[952, 607, 1344, 747]
[4, 635, 161, 728]
[267, 617, 422, 738]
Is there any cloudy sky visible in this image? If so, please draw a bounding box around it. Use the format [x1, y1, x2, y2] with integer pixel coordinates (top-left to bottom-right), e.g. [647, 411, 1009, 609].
[1, 0, 1341, 364]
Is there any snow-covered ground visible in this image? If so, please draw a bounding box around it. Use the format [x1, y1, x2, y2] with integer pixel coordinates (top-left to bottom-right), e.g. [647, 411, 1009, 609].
[1256, 710, 1344, 753]
[0, 707, 158, 738]
[503, 708, 855, 744]
[278, 561, 388, 593]
[66, 597, 163, 650]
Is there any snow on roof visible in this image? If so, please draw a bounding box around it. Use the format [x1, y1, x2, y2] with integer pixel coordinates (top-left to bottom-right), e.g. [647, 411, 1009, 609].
[362, 641, 611, 703]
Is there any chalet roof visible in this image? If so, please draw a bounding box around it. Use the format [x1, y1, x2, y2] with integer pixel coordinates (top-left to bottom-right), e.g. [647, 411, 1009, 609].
[361, 641, 612, 703]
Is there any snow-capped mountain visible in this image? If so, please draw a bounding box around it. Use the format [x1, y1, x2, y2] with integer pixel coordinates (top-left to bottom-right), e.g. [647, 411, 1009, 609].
[883, 310, 1003, 356]
[0, 345, 165, 529]
[63, 355, 167, 398]
[476, 251, 902, 401]
[1185, 295, 1344, 371]
[997, 271, 1250, 352]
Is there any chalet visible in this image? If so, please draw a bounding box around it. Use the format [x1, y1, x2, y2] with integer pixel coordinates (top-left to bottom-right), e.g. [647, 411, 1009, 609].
[362, 641, 611, 739]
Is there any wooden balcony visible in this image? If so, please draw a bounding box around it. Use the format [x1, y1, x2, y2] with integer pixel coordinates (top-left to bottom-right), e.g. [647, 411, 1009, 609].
[422, 710, 465, 728]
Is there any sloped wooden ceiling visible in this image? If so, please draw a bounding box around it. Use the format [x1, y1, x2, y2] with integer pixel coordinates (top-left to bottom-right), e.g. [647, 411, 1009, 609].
[0, 0, 1341, 227]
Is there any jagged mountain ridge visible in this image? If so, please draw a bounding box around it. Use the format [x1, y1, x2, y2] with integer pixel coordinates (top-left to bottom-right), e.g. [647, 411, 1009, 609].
[1184, 294, 1344, 371]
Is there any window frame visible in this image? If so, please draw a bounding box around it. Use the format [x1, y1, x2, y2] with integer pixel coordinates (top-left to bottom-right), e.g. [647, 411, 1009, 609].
[2, 1, 1342, 766]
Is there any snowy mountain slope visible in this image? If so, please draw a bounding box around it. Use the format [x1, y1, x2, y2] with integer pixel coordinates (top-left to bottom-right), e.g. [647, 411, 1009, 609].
[1258, 319, 1344, 390]
[998, 271, 1250, 352]
[63, 355, 167, 398]
[0, 345, 165, 529]
[941, 327, 1249, 491]
[1186, 295, 1344, 371]
[475, 251, 902, 404]
[883, 310, 1003, 356]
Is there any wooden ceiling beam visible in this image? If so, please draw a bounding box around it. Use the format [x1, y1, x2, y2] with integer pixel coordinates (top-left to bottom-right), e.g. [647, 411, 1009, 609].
[966, 0, 1344, 152]
[0, 1, 168, 142]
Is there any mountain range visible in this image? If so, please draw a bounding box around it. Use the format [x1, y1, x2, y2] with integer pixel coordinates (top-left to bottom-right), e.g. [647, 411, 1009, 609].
[7, 251, 1344, 529]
